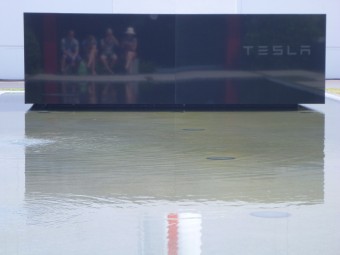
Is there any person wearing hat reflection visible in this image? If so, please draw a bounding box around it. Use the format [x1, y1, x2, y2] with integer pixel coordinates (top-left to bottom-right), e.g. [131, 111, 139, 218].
[121, 27, 137, 73]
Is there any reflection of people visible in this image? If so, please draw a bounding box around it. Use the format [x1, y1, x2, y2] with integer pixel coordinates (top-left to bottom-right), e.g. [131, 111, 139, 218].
[121, 27, 137, 73]
[101, 83, 117, 104]
[61, 30, 81, 74]
[82, 35, 97, 75]
[88, 82, 97, 104]
[100, 28, 119, 74]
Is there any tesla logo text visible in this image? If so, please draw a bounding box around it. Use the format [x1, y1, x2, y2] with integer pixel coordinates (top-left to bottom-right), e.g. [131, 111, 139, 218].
[243, 45, 311, 56]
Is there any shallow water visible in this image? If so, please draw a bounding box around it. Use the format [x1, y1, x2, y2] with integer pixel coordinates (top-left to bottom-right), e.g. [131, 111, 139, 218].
[1, 93, 340, 255]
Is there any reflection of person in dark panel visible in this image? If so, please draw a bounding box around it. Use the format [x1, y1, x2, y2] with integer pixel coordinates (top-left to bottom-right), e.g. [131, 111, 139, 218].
[61, 30, 81, 74]
[100, 28, 119, 74]
[121, 27, 137, 73]
[82, 35, 97, 75]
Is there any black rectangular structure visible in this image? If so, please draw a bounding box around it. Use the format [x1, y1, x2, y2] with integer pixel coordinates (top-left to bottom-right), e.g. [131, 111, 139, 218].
[24, 13, 326, 108]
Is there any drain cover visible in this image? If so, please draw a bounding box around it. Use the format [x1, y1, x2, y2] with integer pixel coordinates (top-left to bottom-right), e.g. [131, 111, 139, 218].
[182, 128, 205, 131]
[206, 156, 235, 160]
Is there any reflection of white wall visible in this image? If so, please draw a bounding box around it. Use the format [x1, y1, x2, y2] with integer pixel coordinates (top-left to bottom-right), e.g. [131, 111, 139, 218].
[178, 213, 202, 255]
[0, 0, 339, 79]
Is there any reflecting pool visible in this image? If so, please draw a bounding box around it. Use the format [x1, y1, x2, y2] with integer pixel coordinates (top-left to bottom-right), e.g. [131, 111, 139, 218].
[1, 92, 340, 255]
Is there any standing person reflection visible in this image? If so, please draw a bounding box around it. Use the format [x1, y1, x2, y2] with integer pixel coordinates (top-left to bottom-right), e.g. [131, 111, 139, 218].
[82, 35, 97, 75]
[100, 28, 119, 74]
[121, 27, 138, 74]
[61, 30, 81, 74]
[121, 27, 138, 103]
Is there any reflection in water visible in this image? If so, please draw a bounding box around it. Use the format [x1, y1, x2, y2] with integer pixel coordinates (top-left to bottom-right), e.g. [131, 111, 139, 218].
[25, 111, 324, 203]
[177, 213, 202, 255]
[24, 110, 324, 254]
[27, 71, 324, 105]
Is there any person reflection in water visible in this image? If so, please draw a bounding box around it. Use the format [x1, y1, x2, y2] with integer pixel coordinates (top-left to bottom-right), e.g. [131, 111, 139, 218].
[82, 35, 97, 75]
[61, 30, 81, 74]
[121, 27, 138, 103]
[121, 27, 137, 74]
[100, 28, 119, 74]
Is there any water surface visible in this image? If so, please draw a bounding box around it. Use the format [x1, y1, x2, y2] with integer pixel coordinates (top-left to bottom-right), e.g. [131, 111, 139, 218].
[1, 92, 340, 255]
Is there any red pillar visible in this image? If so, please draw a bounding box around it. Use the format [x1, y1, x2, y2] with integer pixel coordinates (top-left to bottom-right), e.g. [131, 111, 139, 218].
[225, 16, 241, 104]
[168, 213, 178, 255]
[43, 14, 59, 103]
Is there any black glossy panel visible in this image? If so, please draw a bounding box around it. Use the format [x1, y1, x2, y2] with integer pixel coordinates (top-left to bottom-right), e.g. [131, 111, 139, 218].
[24, 13, 325, 107]
[174, 15, 325, 105]
[25, 13, 176, 105]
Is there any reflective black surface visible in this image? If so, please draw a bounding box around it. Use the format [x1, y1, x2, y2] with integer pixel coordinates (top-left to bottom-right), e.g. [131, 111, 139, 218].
[24, 13, 325, 107]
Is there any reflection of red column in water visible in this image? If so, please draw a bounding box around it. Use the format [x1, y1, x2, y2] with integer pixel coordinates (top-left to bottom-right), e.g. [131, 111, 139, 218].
[167, 213, 178, 255]
[225, 16, 241, 104]
[43, 14, 59, 103]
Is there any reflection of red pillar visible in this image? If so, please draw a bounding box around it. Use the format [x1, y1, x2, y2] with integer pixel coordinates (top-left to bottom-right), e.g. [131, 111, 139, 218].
[43, 14, 59, 103]
[167, 213, 178, 255]
[225, 16, 241, 104]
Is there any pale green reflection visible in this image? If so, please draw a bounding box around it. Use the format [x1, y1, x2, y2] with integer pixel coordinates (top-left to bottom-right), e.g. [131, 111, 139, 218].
[25, 110, 324, 204]
[23, 109, 325, 255]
